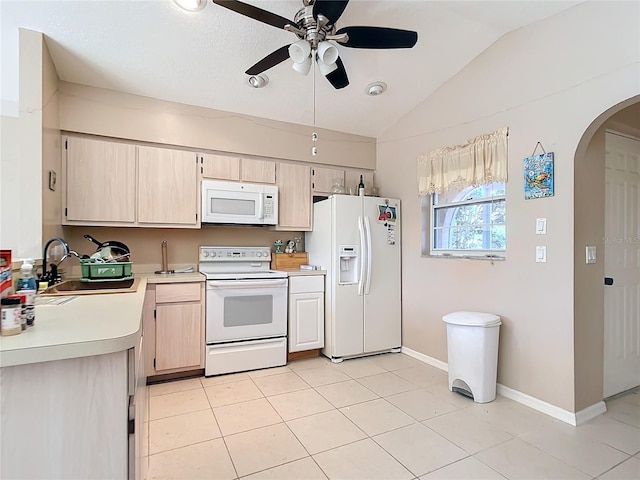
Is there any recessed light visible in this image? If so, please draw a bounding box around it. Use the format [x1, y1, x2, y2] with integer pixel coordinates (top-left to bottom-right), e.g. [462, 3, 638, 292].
[248, 74, 269, 88]
[366, 81, 387, 96]
[173, 0, 206, 12]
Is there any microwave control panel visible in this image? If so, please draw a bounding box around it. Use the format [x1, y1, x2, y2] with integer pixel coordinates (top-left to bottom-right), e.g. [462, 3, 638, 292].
[264, 196, 275, 220]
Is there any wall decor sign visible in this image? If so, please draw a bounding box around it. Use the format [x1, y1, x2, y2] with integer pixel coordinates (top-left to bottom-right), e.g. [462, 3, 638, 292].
[524, 151, 554, 199]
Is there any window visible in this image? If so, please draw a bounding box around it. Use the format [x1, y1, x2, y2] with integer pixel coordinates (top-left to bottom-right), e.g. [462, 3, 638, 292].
[423, 182, 506, 258]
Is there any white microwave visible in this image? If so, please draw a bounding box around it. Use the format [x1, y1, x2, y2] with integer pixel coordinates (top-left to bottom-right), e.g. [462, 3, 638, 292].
[201, 179, 278, 225]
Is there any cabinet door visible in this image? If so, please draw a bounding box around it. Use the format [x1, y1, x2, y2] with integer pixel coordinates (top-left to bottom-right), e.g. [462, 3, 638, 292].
[289, 292, 325, 352]
[276, 162, 312, 230]
[137, 146, 198, 226]
[312, 166, 344, 195]
[64, 136, 136, 223]
[201, 154, 240, 180]
[241, 158, 276, 184]
[155, 303, 202, 371]
[345, 169, 375, 195]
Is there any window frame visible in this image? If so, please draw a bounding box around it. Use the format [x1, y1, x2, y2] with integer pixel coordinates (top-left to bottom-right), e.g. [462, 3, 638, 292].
[424, 183, 506, 259]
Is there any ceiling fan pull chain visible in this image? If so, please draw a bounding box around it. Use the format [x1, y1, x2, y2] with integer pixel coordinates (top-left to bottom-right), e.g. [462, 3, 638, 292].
[312, 56, 318, 156]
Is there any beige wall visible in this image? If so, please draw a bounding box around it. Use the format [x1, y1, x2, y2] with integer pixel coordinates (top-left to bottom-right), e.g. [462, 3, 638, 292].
[376, 1, 639, 413]
[42, 38, 63, 246]
[58, 82, 376, 170]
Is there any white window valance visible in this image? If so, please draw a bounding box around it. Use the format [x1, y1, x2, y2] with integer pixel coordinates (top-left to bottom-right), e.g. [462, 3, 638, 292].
[417, 127, 509, 196]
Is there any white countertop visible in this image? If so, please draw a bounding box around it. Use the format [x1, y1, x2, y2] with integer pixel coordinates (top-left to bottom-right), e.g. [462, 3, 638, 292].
[279, 269, 327, 276]
[0, 277, 148, 368]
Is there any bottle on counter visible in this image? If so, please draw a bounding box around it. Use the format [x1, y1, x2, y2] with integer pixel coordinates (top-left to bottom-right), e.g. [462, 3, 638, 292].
[1, 297, 22, 336]
[16, 259, 36, 327]
[358, 175, 365, 196]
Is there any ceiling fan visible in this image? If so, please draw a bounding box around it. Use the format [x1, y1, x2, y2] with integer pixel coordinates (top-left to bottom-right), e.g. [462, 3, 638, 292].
[212, 0, 418, 89]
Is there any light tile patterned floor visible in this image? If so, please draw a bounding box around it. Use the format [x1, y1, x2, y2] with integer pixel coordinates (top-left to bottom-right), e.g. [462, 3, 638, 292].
[143, 354, 640, 480]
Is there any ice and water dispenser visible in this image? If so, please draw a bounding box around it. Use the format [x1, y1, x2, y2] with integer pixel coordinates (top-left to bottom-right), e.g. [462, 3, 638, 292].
[338, 245, 359, 284]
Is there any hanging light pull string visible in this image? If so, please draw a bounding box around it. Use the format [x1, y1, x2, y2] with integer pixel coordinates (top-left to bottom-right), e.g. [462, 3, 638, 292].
[311, 48, 318, 156]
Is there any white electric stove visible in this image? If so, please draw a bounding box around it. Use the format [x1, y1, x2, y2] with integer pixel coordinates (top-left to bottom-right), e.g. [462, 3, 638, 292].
[199, 246, 288, 376]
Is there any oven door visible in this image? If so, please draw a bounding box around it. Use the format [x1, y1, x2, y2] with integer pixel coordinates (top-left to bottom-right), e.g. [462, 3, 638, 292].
[206, 278, 288, 343]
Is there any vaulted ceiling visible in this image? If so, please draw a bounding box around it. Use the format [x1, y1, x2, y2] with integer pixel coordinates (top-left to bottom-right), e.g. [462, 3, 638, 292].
[0, 0, 582, 137]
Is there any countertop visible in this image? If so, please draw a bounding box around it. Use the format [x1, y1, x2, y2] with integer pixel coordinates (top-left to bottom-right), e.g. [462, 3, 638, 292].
[279, 269, 327, 276]
[0, 277, 148, 368]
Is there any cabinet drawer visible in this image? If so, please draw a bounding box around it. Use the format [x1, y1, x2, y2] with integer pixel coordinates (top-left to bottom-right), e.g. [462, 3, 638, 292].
[289, 275, 324, 294]
[155, 282, 201, 303]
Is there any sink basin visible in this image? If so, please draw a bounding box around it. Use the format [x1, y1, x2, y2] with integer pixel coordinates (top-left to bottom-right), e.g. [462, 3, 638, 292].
[40, 278, 140, 296]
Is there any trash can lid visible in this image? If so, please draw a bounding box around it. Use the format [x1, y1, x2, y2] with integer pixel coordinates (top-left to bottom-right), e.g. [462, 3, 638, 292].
[443, 311, 501, 327]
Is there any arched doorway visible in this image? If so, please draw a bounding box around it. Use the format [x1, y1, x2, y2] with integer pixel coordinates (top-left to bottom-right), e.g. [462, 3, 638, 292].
[574, 97, 640, 408]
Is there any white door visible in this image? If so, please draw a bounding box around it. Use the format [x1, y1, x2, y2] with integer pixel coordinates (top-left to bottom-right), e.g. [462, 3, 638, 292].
[604, 131, 640, 397]
[363, 197, 402, 353]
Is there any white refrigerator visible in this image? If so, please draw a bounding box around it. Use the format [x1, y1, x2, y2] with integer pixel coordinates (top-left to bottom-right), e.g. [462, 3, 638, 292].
[305, 194, 401, 361]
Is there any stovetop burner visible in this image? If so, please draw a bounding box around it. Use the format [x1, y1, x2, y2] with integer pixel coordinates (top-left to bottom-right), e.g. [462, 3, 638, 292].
[198, 246, 287, 280]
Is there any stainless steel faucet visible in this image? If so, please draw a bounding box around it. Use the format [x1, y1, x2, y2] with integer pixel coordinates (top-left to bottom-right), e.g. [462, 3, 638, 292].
[42, 237, 80, 285]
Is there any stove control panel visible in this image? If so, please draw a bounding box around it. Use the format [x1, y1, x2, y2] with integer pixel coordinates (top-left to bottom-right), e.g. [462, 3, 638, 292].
[199, 246, 272, 262]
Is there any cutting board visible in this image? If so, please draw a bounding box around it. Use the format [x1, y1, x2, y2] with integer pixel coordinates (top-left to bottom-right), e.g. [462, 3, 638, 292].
[272, 253, 308, 270]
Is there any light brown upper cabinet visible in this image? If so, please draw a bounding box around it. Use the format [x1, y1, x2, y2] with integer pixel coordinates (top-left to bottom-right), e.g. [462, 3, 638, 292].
[312, 166, 345, 195]
[345, 169, 375, 195]
[63, 136, 136, 224]
[201, 154, 276, 184]
[276, 162, 312, 231]
[137, 146, 199, 227]
[240, 158, 276, 184]
[201, 154, 240, 181]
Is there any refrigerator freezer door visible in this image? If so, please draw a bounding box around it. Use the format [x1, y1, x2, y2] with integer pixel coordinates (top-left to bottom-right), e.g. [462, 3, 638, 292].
[331, 195, 366, 357]
[363, 197, 402, 353]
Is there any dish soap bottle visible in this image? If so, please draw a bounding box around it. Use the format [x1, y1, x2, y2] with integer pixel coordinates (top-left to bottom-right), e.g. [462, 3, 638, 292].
[16, 259, 37, 327]
[358, 175, 365, 196]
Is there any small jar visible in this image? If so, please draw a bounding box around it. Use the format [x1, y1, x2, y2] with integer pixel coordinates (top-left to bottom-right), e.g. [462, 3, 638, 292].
[1, 297, 22, 336]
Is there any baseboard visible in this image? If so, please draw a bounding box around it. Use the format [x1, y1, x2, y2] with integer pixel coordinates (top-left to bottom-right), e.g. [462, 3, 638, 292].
[401, 346, 606, 426]
[575, 401, 607, 425]
[401, 346, 448, 372]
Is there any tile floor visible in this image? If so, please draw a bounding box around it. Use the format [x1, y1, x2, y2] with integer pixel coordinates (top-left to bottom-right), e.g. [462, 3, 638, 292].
[143, 353, 640, 480]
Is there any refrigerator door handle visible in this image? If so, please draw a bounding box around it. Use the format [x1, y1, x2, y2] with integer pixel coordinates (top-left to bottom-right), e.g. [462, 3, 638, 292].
[364, 216, 373, 295]
[358, 216, 366, 296]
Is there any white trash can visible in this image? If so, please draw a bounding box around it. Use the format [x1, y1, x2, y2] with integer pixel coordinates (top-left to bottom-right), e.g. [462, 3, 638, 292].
[443, 311, 501, 403]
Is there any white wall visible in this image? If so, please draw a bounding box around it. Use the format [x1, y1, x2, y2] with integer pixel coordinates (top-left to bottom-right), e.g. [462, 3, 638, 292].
[376, 1, 640, 412]
[0, 30, 47, 259]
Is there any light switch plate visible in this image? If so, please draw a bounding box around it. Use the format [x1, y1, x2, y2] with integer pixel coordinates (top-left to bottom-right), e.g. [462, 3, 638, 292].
[536, 218, 547, 235]
[586, 246, 596, 264]
[536, 246, 547, 263]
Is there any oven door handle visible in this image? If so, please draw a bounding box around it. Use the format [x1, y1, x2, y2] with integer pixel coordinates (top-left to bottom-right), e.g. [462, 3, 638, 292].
[207, 279, 288, 289]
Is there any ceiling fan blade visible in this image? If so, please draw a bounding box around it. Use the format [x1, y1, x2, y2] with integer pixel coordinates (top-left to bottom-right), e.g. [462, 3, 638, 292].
[336, 26, 418, 49]
[213, 0, 295, 30]
[313, 0, 349, 25]
[325, 57, 349, 89]
[245, 45, 291, 75]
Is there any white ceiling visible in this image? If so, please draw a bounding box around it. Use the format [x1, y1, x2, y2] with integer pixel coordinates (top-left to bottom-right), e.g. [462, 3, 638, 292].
[0, 0, 582, 138]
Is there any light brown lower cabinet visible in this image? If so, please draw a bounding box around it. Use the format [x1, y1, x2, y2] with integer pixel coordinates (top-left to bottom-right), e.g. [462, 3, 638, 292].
[144, 281, 205, 376]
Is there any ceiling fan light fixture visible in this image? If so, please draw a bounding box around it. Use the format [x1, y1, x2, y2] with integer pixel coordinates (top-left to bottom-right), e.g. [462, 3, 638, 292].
[366, 81, 387, 96]
[173, 0, 206, 12]
[292, 56, 312, 75]
[288, 40, 311, 64]
[248, 74, 269, 88]
[317, 41, 339, 65]
[318, 58, 338, 76]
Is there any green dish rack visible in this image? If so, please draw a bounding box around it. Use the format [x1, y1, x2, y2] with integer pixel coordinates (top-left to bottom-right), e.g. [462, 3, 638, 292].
[80, 259, 133, 281]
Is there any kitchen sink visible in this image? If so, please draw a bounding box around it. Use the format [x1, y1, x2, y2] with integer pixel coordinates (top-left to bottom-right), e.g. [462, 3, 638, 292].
[40, 278, 140, 296]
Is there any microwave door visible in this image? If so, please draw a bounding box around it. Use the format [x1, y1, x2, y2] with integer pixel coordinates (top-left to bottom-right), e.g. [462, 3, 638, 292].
[206, 189, 259, 223]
